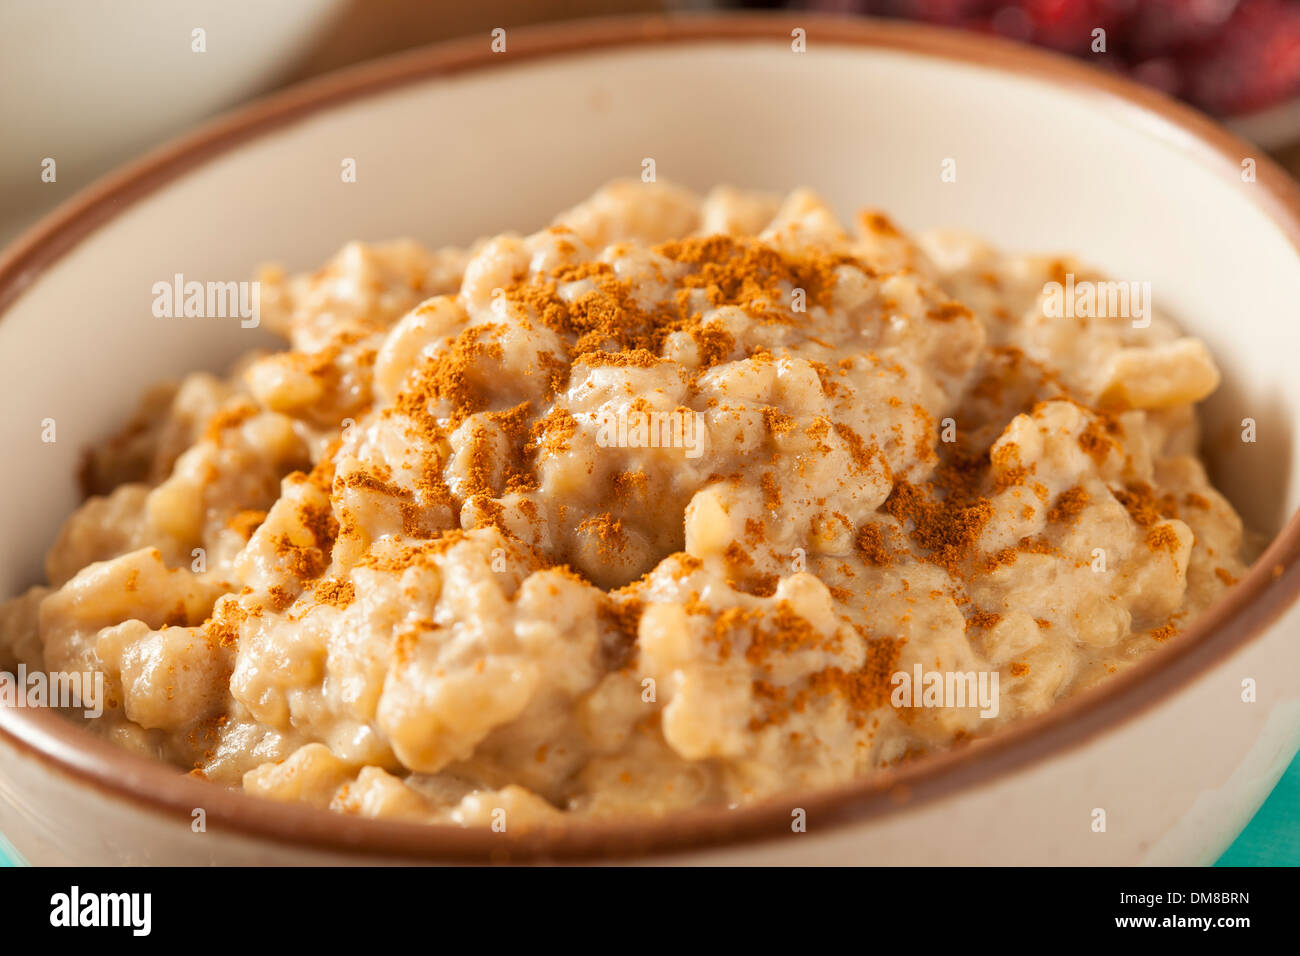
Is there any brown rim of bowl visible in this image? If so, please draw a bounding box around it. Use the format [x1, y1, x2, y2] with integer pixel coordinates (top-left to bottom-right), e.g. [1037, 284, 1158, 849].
[2, 11, 1299, 865]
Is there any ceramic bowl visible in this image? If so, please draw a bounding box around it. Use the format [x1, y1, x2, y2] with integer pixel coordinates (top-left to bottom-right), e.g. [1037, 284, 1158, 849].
[2, 13, 1300, 865]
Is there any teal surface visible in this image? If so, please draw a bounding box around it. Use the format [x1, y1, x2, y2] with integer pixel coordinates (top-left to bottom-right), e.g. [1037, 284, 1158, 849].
[1216, 752, 1300, 866]
[2, 755, 1297, 866]
[0, 830, 23, 867]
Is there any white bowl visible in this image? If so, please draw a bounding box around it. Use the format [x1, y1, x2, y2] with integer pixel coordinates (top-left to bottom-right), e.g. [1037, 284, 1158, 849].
[2, 13, 1299, 865]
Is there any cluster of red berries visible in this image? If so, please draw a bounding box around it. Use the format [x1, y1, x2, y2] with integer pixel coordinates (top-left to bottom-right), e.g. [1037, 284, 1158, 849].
[801, 0, 1300, 115]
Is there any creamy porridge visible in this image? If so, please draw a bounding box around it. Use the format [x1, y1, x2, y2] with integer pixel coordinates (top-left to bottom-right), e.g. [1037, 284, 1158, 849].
[0, 182, 1254, 825]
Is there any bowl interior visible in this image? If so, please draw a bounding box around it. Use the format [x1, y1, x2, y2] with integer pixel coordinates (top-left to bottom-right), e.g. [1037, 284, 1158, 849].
[2, 36, 1297, 607]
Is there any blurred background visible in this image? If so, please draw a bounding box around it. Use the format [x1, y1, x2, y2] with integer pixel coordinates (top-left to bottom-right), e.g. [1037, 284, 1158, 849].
[750, 1, 1300, 126]
[4, 0, 1300, 247]
[1, 0, 1298, 866]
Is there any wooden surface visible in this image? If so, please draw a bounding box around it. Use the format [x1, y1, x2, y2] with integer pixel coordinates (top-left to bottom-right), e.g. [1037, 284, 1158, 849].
[276, 0, 670, 86]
